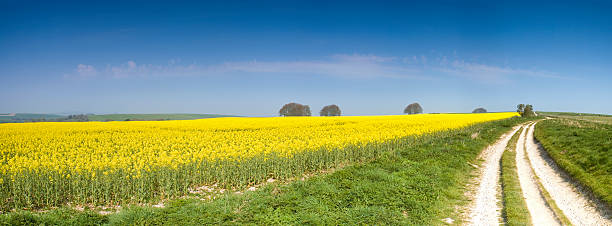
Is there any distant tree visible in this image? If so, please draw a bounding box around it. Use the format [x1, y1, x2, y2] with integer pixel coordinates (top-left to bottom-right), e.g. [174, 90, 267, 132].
[66, 114, 89, 122]
[523, 104, 535, 117]
[472, 107, 487, 113]
[517, 104, 525, 116]
[516, 104, 535, 117]
[279, 103, 312, 116]
[320, 104, 341, 116]
[404, 102, 423, 114]
[67, 114, 89, 121]
[26, 114, 90, 122]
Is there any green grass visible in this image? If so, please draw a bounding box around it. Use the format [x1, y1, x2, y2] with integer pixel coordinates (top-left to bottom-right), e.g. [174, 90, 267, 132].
[500, 127, 532, 226]
[0, 208, 107, 226]
[535, 118, 612, 208]
[87, 113, 239, 121]
[1, 117, 530, 225]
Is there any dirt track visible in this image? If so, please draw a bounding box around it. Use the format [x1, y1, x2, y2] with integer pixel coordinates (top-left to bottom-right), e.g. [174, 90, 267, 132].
[465, 121, 612, 225]
[515, 123, 559, 225]
[523, 122, 612, 225]
[465, 125, 521, 225]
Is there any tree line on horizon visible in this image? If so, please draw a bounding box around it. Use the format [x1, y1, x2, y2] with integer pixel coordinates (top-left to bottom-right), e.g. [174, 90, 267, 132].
[517, 104, 536, 117]
[278, 102, 500, 116]
[26, 114, 89, 122]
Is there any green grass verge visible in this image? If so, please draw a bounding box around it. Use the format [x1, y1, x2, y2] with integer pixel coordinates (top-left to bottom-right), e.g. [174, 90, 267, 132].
[87, 114, 238, 121]
[535, 119, 612, 208]
[1, 117, 529, 225]
[500, 127, 532, 225]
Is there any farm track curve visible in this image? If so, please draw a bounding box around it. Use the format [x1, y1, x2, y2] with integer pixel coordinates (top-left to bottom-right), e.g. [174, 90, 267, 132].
[523, 122, 612, 225]
[465, 121, 612, 225]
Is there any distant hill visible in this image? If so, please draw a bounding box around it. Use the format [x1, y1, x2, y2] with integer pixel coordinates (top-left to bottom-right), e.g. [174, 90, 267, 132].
[87, 114, 239, 121]
[538, 111, 612, 125]
[537, 111, 611, 117]
[0, 113, 239, 123]
[0, 113, 64, 123]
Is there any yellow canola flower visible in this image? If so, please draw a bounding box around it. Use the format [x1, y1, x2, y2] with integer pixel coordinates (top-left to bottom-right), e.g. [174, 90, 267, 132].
[0, 113, 517, 176]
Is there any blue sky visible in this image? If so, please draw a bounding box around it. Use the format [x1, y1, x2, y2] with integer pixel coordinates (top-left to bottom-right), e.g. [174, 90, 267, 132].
[1, 1, 611, 116]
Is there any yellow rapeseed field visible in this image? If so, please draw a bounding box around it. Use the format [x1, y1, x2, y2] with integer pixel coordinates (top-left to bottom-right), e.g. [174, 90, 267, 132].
[0, 112, 517, 210]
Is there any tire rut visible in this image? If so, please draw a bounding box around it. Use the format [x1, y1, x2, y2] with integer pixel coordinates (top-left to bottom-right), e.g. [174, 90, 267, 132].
[515, 122, 559, 225]
[525, 122, 612, 225]
[465, 125, 522, 225]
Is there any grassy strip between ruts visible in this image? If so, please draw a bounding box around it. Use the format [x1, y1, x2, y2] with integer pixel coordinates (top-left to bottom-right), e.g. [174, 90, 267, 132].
[500, 126, 531, 225]
[534, 119, 612, 209]
[1, 117, 529, 225]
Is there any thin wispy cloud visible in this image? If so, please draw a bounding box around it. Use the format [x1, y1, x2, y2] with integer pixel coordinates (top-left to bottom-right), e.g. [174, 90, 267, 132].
[439, 60, 563, 82]
[66, 53, 564, 82]
[108, 60, 201, 78]
[218, 54, 419, 79]
[66, 54, 422, 79]
[72, 64, 97, 78]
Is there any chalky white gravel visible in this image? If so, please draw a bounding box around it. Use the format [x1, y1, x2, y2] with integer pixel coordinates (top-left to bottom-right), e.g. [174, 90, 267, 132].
[515, 123, 559, 225]
[524, 122, 612, 225]
[465, 125, 522, 225]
